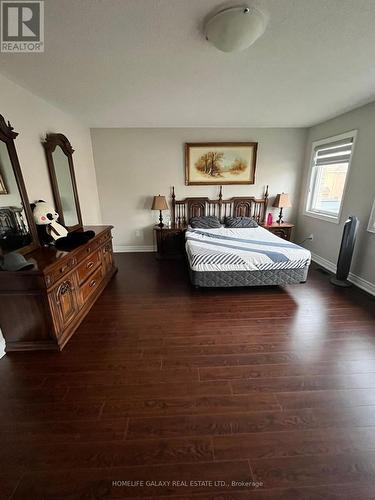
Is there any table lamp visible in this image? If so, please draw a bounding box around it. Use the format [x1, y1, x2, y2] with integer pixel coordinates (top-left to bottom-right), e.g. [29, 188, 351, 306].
[152, 195, 168, 228]
[273, 193, 292, 224]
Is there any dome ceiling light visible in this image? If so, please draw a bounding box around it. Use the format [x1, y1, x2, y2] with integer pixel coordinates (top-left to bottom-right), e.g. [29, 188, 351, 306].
[204, 5, 267, 52]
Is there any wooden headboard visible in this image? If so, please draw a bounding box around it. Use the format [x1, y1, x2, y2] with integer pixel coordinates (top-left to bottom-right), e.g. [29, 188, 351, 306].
[171, 185, 269, 227]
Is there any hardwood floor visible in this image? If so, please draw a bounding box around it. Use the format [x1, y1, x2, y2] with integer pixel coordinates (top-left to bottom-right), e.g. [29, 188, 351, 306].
[1, 253, 375, 499]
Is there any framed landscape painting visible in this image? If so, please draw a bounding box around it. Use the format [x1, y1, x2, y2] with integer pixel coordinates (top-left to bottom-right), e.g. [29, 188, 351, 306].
[185, 142, 258, 185]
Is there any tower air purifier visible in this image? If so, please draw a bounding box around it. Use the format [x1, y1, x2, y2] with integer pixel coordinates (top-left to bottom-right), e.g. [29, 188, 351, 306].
[330, 216, 359, 287]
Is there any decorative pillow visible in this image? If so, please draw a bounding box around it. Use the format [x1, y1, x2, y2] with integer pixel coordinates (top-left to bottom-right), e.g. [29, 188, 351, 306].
[224, 216, 258, 228]
[189, 216, 221, 228]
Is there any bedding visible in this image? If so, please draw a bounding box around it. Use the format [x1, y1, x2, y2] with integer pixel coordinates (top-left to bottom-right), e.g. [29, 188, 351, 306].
[189, 216, 221, 228]
[224, 216, 258, 228]
[186, 226, 311, 273]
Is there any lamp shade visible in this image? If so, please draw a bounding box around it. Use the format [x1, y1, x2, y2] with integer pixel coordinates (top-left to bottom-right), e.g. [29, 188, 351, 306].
[151, 195, 168, 211]
[273, 193, 292, 209]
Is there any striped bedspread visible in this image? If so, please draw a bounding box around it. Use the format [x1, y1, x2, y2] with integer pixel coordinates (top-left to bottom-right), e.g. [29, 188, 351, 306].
[186, 226, 311, 272]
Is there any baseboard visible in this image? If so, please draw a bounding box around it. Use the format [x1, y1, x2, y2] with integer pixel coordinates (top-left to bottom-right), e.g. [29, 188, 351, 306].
[310, 253, 336, 274]
[348, 273, 375, 297]
[114, 245, 155, 253]
[311, 252, 375, 296]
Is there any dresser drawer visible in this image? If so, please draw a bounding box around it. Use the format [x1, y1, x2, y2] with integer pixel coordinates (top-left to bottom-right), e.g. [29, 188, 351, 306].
[262, 224, 294, 242]
[271, 227, 292, 240]
[80, 267, 103, 304]
[77, 250, 101, 284]
[75, 239, 99, 261]
[98, 230, 111, 246]
[45, 257, 77, 288]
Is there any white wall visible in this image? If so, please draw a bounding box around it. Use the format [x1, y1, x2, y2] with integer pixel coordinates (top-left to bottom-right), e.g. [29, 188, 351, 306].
[91, 128, 307, 250]
[0, 73, 101, 225]
[296, 101, 375, 293]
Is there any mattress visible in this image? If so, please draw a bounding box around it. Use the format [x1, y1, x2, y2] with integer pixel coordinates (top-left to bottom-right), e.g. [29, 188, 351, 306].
[186, 226, 311, 273]
[189, 267, 309, 288]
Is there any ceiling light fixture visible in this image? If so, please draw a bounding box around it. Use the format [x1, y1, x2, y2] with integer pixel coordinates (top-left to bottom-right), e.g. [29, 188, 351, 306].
[204, 5, 267, 52]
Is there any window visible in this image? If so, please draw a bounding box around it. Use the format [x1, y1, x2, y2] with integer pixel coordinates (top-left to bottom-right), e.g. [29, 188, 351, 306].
[305, 131, 357, 223]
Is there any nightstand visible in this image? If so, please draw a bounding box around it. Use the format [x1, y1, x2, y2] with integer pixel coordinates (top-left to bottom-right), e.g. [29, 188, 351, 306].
[153, 225, 186, 259]
[262, 222, 295, 241]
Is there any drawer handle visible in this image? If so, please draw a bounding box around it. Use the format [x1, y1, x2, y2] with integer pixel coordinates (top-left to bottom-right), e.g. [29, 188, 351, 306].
[89, 279, 96, 288]
[86, 261, 94, 269]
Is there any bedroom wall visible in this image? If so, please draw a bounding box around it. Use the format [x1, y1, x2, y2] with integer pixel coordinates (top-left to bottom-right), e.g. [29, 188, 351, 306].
[91, 128, 307, 251]
[296, 100, 375, 294]
[0, 73, 101, 224]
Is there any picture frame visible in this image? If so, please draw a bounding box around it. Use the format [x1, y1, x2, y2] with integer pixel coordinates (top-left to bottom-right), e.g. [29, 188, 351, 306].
[185, 142, 258, 186]
[367, 199, 375, 234]
[0, 171, 7, 194]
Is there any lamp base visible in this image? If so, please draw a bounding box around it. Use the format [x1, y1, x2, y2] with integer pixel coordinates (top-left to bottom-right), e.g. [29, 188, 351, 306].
[158, 210, 164, 228]
[277, 207, 284, 224]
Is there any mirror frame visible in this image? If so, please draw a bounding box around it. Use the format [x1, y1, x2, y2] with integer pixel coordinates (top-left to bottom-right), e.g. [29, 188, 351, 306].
[42, 133, 83, 232]
[0, 114, 40, 255]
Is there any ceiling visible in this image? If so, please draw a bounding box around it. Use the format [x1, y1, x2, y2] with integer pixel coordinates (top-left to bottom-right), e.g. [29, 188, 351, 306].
[1, 0, 375, 128]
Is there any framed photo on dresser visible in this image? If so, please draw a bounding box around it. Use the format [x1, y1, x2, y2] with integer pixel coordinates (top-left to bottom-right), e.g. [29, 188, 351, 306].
[185, 142, 258, 186]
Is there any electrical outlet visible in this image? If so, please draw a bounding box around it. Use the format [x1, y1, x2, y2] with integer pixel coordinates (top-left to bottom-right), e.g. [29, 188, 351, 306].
[299, 233, 314, 245]
[135, 230, 141, 238]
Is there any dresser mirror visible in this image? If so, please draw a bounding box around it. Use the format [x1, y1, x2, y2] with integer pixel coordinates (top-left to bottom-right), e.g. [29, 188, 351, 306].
[43, 133, 83, 231]
[0, 115, 39, 255]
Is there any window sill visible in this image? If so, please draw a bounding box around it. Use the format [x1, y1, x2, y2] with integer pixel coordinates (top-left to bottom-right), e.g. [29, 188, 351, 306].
[303, 210, 340, 224]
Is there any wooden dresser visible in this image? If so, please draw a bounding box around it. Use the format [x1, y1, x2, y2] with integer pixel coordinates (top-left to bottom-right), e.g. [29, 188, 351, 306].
[0, 226, 117, 352]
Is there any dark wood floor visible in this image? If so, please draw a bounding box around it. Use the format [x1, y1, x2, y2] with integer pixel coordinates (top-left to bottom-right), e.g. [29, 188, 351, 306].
[2, 253, 375, 499]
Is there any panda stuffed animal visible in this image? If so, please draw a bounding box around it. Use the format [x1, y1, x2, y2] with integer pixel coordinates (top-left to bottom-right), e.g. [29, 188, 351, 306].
[31, 200, 95, 251]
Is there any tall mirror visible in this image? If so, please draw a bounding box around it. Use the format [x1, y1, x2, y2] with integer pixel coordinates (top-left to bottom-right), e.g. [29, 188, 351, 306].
[43, 133, 83, 231]
[0, 115, 39, 255]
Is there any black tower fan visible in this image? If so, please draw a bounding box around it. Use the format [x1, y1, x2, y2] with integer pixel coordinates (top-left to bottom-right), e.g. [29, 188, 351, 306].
[330, 216, 359, 287]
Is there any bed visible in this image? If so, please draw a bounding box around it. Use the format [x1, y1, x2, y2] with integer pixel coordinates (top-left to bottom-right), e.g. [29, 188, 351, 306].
[171, 186, 311, 288]
[186, 226, 310, 287]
